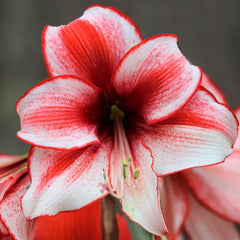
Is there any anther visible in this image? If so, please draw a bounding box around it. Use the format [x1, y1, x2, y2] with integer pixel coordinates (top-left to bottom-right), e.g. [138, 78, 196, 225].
[103, 170, 107, 180]
[134, 168, 140, 180]
[122, 160, 128, 179]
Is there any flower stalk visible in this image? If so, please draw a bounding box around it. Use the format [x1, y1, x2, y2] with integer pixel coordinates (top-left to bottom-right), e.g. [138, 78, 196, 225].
[101, 195, 119, 240]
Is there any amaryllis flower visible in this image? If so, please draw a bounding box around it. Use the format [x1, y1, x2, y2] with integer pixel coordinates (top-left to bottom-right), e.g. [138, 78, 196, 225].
[16, 5, 238, 236]
[160, 77, 240, 240]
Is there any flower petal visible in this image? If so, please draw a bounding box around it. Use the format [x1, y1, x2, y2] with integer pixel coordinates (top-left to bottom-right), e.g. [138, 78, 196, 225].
[181, 149, 240, 223]
[0, 157, 27, 201]
[115, 137, 167, 236]
[42, 5, 142, 89]
[129, 87, 238, 175]
[184, 193, 239, 240]
[233, 106, 240, 150]
[201, 72, 227, 104]
[33, 200, 102, 240]
[0, 221, 8, 236]
[159, 174, 189, 238]
[0, 166, 27, 202]
[22, 130, 112, 219]
[16, 76, 103, 150]
[112, 34, 201, 124]
[0, 154, 26, 169]
[0, 174, 32, 240]
[116, 213, 132, 240]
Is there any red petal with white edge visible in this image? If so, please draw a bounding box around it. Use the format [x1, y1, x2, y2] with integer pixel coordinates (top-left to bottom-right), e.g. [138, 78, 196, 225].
[159, 175, 189, 239]
[22, 130, 112, 219]
[33, 200, 102, 240]
[201, 72, 227, 104]
[16, 76, 103, 150]
[233, 106, 240, 150]
[184, 193, 239, 240]
[112, 35, 201, 124]
[115, 137, 167, 236]
[181, 149, 240, 223]
[129, 87, 238, 176]
[42, 5, 142, 89]
[0, 174, 33, 240]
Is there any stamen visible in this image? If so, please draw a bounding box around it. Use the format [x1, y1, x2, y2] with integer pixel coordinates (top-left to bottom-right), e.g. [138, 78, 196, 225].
[134, 168, 140, 180]
[103, 170, 107, 180]
[107, 104, 141, 198]
[122, 160, 128, 179]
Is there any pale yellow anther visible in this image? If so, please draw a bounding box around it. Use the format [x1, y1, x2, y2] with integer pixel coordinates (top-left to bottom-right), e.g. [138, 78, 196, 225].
[128, 155, 132, 163]
[103, 170, 107, 180]
[134, 167, 140, 179]
[122, 160, 128, 179]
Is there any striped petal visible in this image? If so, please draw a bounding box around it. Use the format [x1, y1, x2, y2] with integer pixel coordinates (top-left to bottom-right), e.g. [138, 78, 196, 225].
[129, 87, 238, 175]
[112, 35, 201, 124]
[16, 76, 103, 150]
[0, 174, 32, 240]
[0, 154, 26, 169]
[22, 130, 112, 219]
[117, 136, 167, 236]
[159, 175, 189, 238]
[233, 106, 240, 150]
[0, 159, 27, 202]
[42, 5, 142, 89]
[181, 150, 240, 223]
[201, 72, 227, 104]
[184, 193, 239, 240]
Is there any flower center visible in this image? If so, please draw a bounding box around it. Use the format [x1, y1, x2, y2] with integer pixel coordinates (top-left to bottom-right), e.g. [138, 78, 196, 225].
[100, 105, 140, 198]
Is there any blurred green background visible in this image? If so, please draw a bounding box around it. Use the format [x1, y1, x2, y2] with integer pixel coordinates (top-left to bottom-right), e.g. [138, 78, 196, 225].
[1, 0, 240, 154]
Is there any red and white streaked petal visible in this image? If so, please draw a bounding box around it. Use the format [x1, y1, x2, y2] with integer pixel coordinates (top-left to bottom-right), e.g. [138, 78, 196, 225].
[181, 150, 240, 223]
[201, 72, 227, 104]
[0, 154, 27, 169]
[159, 174, 189, 238]
[0, 162, 27, 201]
[0, 174, 33, 240]
[42, 5, 142, 88]
[16, 76, 103, 150]
[234, 106, 240, 150]
[129, 88, 238, 176]
[112, 35, 201, 124]
[22, 131, 112, 219]
[184, 193, 239, 240]
[114, 137, 167, 236]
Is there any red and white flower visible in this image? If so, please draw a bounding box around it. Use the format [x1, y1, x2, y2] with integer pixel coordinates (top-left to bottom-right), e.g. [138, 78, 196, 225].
[16, 5, 238, 236]
[160, 76, 240, 240]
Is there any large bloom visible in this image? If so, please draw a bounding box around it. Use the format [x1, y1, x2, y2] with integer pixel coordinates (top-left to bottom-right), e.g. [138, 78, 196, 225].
[160, 75, 240, 240]
[16, 5, 238, 235]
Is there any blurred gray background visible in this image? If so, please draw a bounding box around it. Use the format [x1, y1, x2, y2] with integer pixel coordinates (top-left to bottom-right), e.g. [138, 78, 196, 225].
[0, 0, 240, 154]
